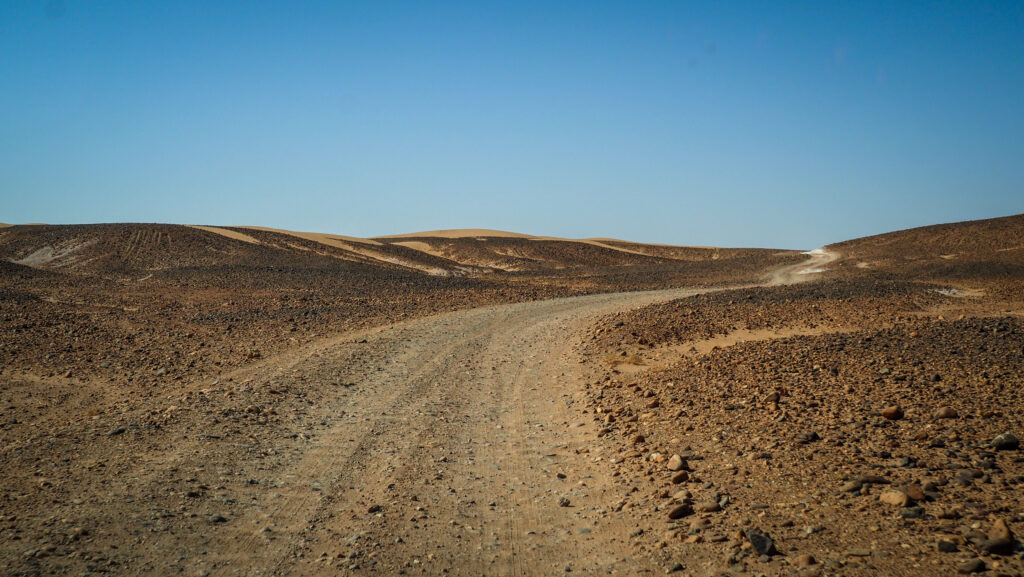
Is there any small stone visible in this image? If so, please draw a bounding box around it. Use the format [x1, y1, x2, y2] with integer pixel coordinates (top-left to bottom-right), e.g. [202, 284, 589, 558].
[857, 475, 890, 485]
[670, 471, 689, 484]
[903, 485, 927, 502]
[956, 559, 985, 574]
[208, 514, 227, 523]
[667, 504, 693, 519]
[879, 489, 911, 507]
[840, 480, 863, 493]
[556, 472, 567, 479]
[744, 528, 777, 556]
[792, 554, 816, 567]
[936, 540, 958, 552]
[558, 497, 571, 507]
[108, 425, 127, 436]
[667, 455, 688, 472]
[665, 562, 684, 573]
[796, 431, 820, 444]
[933, 406, 958, 419]
[367, 504, 382, 514]
[980, 538, 1014, 555]
[989, 518, 1013, 541]
[897, 506, 926, 519]
[881, 406, 904, 420]
[694, 501, 721, 513]
[992, 432, 1019, 451]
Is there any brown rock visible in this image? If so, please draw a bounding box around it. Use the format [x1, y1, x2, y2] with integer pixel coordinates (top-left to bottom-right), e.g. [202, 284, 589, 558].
[670, 471, 689, 484]
[666, 454, 688, 471]
[878, 489, 911, 507]
[903, 484, 927, 502]
[667, 504, 693, 519]
[792, 554, 816, 567]
[933, 406, 958, 419]
[989, 518, 1013, 541]
[881, 406, 904, 420]
[957, 559, 985, 574]
[694, 501, 721, 513]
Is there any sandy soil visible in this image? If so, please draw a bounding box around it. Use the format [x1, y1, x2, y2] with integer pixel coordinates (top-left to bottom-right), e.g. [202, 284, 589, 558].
[1, 284, 725, 576]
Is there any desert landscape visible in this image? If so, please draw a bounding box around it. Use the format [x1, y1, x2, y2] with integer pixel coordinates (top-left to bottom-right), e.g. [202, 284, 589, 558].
[0, 215, 1022, 576]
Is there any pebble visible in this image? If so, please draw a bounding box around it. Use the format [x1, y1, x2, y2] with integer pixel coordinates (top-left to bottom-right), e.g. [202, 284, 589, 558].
[897, 507, 926, 519]
[933, 406, 958, 419]
[666, 455, 688, 471]
[665, 562, 684, 573]
[744, 528, 777, 556]
[667, 504, 693, 519]
[936, 540, 958, 552]
[989, 518, 1013, 541]
[670, 471, 689, 484]
[879, 489, 910, 507]
[840, 479, 862, 493]
[558, 497, 571, 507]
[792, 554, 816, 567]
[992, 432, 1019, 451]
[208, 514, 227, 523]
[881, 406, 904, 420]
[980, 538, 1014, 555]
[796, 431, 820, 444]
[956, 559, 985, 574]
[693, 501, 721, 513]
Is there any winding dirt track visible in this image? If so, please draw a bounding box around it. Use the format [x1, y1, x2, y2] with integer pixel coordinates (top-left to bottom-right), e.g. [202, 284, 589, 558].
[193, 255, 835, 575]
[178, 287, 716, 576]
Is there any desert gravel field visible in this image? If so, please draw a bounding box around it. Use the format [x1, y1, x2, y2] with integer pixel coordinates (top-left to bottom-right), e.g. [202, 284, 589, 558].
[2, 216, 1023, 576]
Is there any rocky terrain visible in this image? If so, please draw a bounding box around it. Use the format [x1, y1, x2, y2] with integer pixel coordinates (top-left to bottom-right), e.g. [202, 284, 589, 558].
[580, 214, 1024, 575]
[1, 215, 1022, 576]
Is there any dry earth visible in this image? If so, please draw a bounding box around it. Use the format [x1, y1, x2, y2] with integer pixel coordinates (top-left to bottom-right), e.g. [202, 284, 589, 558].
[2, 216, 1023, 576]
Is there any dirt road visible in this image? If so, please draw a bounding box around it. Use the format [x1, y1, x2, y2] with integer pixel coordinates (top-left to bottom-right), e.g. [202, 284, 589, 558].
[17, 287, 712, 577]
[203, 288, 706, 576]
[5, 257, 832, 576]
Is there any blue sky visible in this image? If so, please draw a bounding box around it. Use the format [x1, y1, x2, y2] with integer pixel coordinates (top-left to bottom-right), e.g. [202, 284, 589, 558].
[2, 1, 1022, 248]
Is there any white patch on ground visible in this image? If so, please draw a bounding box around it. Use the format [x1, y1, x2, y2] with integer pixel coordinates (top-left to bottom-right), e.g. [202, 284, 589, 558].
[15, 239, 97, 268]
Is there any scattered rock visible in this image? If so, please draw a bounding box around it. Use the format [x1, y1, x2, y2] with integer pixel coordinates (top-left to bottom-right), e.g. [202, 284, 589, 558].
[980, 538, 1014, 555]
[693, 501, 721, 513]
[665, 562, 684, 573]
[878, 489, 911, 507]
[744, 528, 777, 556]
[667, 504, 693, 519]
[881, 406, 904, 420]
[933, 406, 958, 419]
[956, 559, 986, 574]
[791, 554, 816, 567]
[558, 497, 571, 507]
[936, 540, 958, 553]
[670, 471, 689, 484]
[992, 432, 1019, 451]
[796, 431, 820, 444]
[897, 507, 926, 519]
[666, 454, 688, 471]
[989, 518, 1013, 541]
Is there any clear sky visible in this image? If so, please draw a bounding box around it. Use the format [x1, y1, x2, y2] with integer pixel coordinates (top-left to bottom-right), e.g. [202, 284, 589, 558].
[2, 1, 1022, 248]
